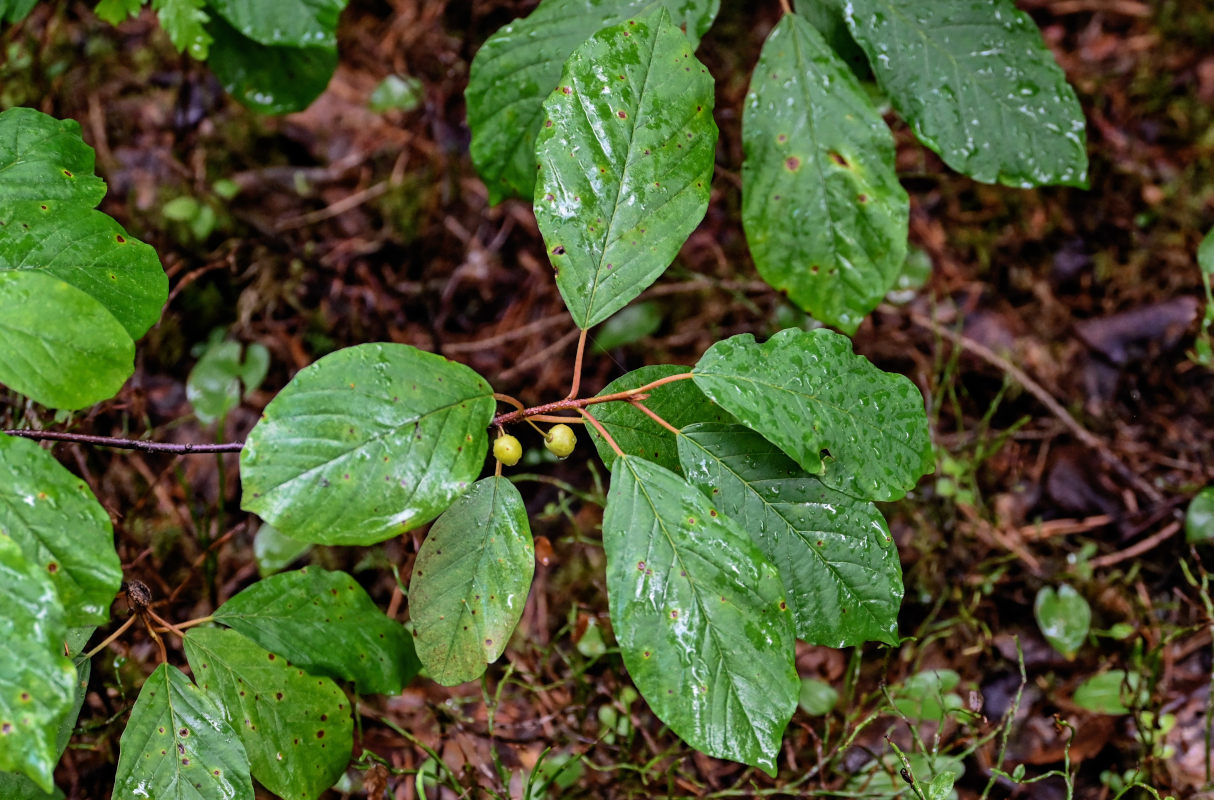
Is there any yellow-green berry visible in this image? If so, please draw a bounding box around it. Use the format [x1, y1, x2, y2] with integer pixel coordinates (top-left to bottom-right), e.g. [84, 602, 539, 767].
[493, 434, 523, 466]
[544, 423, 577, 459]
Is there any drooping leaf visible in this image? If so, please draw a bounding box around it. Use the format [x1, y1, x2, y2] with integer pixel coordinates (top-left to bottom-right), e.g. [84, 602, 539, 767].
[206, 0, 345, 49]
[535, 8, 717, 330]
[184, 628, 352, 800]
[742, 13, 907, 334]
[0, 108, 106, 206]
[842, 0, 1088, 187]
[797, 677, 838, 716]
[112, 664, 254, 800]
[1034, 583, 1090, 659]
[212, 567, 419, 695]
[240, 342, 495, 545]
[152, 0, 212, 59]
[0, 435, 122, 626]
[0, 534, 77, 793]
[603, 455, 797, 774]
[466, 0, 719, 204]
[586, 364, 733, 474]
[94, 0, 145, 25]
[409, 477, 534, 686]
[678, 423, 901, 646]
[252, 523, 313, 577]
[0, 271, 134, 410]
[692, 327, 933, 501]
[206, 14, 337, 114]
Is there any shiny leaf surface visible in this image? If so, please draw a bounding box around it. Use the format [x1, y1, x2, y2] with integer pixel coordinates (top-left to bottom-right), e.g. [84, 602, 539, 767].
[0, 108, 106, 206]
[535, 8, 717, 329]
[603, 456, 797, 774]
[112, 664, 253, 800]
[1034, 583, 1090, 660]
[184, 628, 352, 800]
[240, 343, 494, 545]
[206, 0, 345, 48]
[678, 423, 901, 646]
[409, 477, 534, 686]
[206, 14, 336, 114]
[466, 0, 719, 203]
[742, 13, 907, 333]
[842, 0, 1088, 187]
[212, 567, 419, 695]
[692, 327, 933, 501]
[0, 435, 122, 626]
[0, 534, 77, 793]
[0, 271, 133, 410]
[586, 365, 732, 474]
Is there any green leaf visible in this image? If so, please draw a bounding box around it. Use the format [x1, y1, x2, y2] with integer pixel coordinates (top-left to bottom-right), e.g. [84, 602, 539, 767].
[586, 365, 733, 475]
[240, 342, 494, 545]
[1034, 583, 1090, 659]
[591, 301, 663, 352]
[0, 201, 167, 339]
[0, 272, 134, 410]
[677, 423, 901, 646]
[252, 523, 312, 577]
[184, 627, 352, 800]
[842, 0, 1088, 187]
[187, 336, 269, 425]
[1199, 227, 1214, 275]
[1072, 670, 1145, 715]
[603, 455, 797, 775]
[94, 0, 145, 25]
[206, 14, 337, 114]
[1187, 487, 1214, 543]
[742, 13, 907, 334]
[206, 0, 345, 49]
[797, 677, 838, 716]
[112, 664, 254, 800]
[0, 533, 77, 793]
[409, 477, 534, 686]
[0, 435, 122, 626]
[848, 751, 964, 798]
[926, 771, 958, 800]
[534, 8, 717, 330]
[212, 567, 419, 695]
[369, 74, 424, 113]
[152, 0, 212, 59]
[0, 108, 107, 206]
[692, 327, 934, 501]
[466, 0, 719, 204]
[0, 0, 37, 23]
[892, 669, 964, 721]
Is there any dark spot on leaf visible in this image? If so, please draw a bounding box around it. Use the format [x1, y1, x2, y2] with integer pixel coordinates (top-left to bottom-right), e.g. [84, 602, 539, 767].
[115, 234, 126, 243]
[47, 562, 58, 573]
[553, 245, 565, 255]
[617, 110, 626, 119]
[317, 730, 325, 738]
[857, 193, 869, 203]
[829, 151, 848, 167]
[785, 156, 801, 171]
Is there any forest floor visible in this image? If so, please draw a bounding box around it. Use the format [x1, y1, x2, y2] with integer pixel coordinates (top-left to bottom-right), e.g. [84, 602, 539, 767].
[3, 1, 1214, 798]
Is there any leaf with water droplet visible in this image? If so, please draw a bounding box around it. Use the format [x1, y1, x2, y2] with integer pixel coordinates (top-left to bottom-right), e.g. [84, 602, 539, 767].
[184, 627, 352, 800]
[603, 455, 797, 774]
[206, 14, 337, 114]
[742, 13, 907, 333]
[1033, 583, 1089, 659]
[409, 477, 534, 686]
[207, 0, 344, 49]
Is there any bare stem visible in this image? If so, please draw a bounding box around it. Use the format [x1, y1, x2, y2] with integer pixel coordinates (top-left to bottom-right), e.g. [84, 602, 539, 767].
[83, 614, 138, 658]
[3, 428, 242, 454]
[578, 408, 623, 457]
[631, 400, 680, 435]
[492, 372, 693, 428]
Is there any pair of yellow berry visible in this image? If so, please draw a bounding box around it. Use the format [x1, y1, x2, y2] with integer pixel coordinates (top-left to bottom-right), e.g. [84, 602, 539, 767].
[493, 424, 576, 466]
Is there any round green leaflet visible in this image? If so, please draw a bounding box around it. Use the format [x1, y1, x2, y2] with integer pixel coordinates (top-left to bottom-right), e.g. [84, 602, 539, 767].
[240, 342, 495, 545]
[112, 664, 254, 800]
[184, 628, 353, 800]
[741, 13, 908, 334]
[1034, 583, 1090, 660]
[0, 435, 123, 627]
[534, 7, 718, 330]
[0, 534, 77, 793]
[409, 477, 535, 686]
[603, 455, 798, 775]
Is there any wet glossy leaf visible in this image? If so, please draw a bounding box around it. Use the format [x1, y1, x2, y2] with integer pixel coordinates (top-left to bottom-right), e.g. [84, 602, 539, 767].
[586, 365, 733, 474]
[466, 0, 719, 203]
[742, 13, 907, 334]
[112, 664, 253, 800]
[678, 423, 901, 646]
[1034, 583, 1090, 659]
[603, 455, 797, 774]
[212, 567, 419, 695]
[535, 8, 717, 329]
[184, 628, 352, 800]
[0, 108, 106, 206]
[207, 0, 344, 48]
[206, 14, 337, 114]
[240, 343, 494, 545]
[1186, 486, 1214, 543]
[692, 328, 934, 501]
[154, 0, 212, 59]
[0, 534, 77, 793]
[252, 523, 312, 577]
[409, 477, 534, 686]
[1072, 670, 1145, 715]
[0, 435, 122, 626]
[842, 0, 1088, 187]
